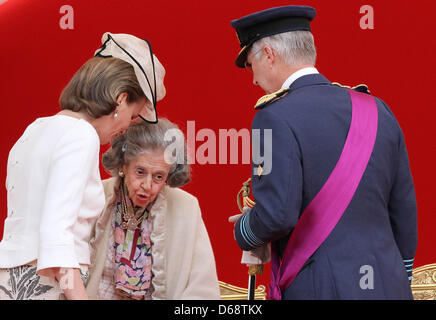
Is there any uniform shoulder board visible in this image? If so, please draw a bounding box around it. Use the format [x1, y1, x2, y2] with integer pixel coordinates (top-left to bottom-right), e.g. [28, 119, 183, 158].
[254, 87, 290, 109]
[331, 82, 371, 95]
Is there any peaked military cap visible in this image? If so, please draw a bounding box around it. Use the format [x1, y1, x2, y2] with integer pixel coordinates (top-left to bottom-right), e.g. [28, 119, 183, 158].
[230, 5, 316, 68]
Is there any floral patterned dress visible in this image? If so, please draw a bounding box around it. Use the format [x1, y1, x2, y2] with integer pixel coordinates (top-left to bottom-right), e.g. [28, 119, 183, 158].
[0, 262, 88, 300]
[96, 184, 153, 300]
[113, 200, 153, 299]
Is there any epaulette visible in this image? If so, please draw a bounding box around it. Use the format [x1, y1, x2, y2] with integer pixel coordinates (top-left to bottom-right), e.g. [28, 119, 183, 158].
[332, 82, 371, 94]
[254, 88, 290, 109]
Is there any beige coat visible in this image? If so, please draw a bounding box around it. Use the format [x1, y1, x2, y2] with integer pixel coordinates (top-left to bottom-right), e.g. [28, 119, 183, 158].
[86, 178, 220, 300]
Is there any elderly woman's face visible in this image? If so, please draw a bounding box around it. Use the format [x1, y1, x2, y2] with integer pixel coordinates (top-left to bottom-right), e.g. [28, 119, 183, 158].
[122, 150, 172, 208]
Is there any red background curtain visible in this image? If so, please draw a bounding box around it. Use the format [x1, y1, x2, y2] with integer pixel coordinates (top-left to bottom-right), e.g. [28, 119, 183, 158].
[0, 0, 434, 289]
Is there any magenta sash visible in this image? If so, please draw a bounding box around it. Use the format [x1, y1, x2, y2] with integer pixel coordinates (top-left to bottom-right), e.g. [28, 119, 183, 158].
[268, 89, 379, 300]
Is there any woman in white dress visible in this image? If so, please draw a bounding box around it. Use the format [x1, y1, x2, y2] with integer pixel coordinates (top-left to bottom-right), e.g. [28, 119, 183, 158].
[0, 32, 166, 300]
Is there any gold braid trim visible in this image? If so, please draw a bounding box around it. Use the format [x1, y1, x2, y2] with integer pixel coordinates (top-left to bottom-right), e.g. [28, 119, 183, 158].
[237, 178, 264, 276]
[331, 82, 371, 94]
[237, 178, 255, 213]
[254, 88, 290, 109]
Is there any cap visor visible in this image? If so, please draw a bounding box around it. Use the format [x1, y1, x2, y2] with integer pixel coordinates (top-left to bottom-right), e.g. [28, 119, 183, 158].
[235, 46, 249, 68]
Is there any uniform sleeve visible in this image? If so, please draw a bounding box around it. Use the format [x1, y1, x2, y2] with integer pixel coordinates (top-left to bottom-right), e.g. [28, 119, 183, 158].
[37, 125, 100, 277]
[182, 201, 221, 299]
[388, 126, 418, 281]
[235, 109, 303, 251]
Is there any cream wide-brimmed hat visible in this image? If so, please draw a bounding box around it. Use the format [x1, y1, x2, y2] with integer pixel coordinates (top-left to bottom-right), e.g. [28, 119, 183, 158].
[94, 32, 165, 123]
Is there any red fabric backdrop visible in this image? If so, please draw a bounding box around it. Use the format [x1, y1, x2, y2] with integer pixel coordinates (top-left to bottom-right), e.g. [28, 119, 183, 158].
[1, 0, 435, 290]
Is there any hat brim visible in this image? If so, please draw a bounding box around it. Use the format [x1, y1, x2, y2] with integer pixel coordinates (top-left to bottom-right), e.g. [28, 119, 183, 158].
[235, 45, 249, 68]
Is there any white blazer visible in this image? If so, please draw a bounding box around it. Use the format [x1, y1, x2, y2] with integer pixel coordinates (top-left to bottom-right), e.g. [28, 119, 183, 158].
[0, 115, 105, 277]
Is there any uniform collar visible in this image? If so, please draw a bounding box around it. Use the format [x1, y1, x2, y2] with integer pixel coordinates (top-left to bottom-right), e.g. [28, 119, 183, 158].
[288, 72, 331, 91]
[253, 72, 331, 110]
[281, 67, 319, 89]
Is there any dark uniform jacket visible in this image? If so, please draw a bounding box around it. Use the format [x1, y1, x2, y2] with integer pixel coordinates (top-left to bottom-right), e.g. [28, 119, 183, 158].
[234, 73, 418, 300]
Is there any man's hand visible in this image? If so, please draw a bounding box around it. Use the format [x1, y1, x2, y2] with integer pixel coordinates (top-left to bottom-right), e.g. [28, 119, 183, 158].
[228, 214, 242, 240]
[228, 214, 243, 223]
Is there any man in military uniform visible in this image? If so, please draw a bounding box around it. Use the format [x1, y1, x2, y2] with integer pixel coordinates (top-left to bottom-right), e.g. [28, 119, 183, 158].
[230, 5, 417, 299]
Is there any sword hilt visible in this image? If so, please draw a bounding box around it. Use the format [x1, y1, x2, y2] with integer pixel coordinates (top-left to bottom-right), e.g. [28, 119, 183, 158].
[248, 264, 264, 276]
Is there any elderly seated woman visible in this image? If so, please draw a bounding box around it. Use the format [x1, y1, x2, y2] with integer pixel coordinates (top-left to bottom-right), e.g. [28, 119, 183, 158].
[86, 119, 220, 300]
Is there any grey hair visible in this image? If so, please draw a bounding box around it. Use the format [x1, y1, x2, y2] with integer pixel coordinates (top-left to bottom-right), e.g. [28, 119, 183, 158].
[251, 30, 317, 67]
[102, 118, 191, 188]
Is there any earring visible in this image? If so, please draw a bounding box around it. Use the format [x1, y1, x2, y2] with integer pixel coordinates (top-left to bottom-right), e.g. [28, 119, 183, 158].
[119, 170, 124, 177]
[114, 110, 119, 118]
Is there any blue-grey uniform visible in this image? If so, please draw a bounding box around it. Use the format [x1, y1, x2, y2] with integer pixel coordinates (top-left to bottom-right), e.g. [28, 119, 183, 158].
[230, 6, 418, 300]
[234, 73, 418, 299]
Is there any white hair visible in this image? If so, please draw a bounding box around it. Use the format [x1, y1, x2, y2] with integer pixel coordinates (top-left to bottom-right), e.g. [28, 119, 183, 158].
[251, 30, 317, 66]
[102, 118, 191, 188]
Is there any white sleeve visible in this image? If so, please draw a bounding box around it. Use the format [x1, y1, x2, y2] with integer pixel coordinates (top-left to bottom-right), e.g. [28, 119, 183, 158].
[37, 125, 100, 277]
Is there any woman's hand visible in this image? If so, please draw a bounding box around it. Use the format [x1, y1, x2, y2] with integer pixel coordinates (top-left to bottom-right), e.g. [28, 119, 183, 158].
[54, 268, 89, 300]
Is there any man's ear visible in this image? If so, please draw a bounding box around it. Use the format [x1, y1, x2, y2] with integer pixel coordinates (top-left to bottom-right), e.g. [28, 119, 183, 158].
[264, 46, 276, 68]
